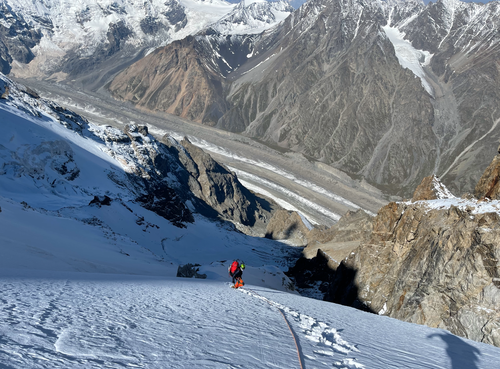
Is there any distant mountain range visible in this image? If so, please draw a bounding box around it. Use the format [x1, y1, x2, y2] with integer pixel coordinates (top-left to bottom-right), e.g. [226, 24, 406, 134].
[2, 0, 500, 198]
[0, 0, 293, 82]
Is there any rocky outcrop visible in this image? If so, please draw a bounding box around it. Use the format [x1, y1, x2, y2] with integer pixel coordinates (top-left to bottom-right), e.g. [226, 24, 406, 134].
[411, 175, 455, 201]
[264, 210, 310, 246]
[0, 3, 41, 74]
[105, 125, 277, 229]
[328, 165, 500, 347]
[474, 146, 500, 200]
[176, 263, 207, 279]
[162, 136, 276, 231]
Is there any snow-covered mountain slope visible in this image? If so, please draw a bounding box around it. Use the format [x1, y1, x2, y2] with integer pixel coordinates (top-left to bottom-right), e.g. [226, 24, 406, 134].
[0, 73, 191, 216]
[0, 0, 293, 81]
[0, 72, 294, 274]
[209, 0, 293, 35]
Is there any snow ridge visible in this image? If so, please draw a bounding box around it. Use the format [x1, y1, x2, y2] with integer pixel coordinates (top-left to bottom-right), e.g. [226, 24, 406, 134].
[209, 0, 293, 35]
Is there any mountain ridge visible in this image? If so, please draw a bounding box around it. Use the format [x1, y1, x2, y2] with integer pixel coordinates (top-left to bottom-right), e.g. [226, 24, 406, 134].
[105, 0, 500, 197]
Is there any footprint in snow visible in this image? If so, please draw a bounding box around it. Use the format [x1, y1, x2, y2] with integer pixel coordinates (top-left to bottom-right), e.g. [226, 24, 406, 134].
[241, 288, 363, 368]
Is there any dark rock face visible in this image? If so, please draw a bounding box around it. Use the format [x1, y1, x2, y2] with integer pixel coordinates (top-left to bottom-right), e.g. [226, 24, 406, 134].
[89, 195, 112, 207]
[0, 3, 42, 74]
[163, 137, 276, 230]
[285, 249, 337, 297]
[61, 20, 133, 77]
[140, 16, 168, 36]
[163, 0, 187, 32]
[176, 263, 207, 279]
[136, 185, 193, 228]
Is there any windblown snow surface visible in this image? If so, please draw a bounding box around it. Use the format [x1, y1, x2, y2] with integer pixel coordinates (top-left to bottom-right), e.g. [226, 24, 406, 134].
[1, 76, 500, 368]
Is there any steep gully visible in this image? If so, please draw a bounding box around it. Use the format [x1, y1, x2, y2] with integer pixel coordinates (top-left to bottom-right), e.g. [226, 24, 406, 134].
[16, 78, 389, 228]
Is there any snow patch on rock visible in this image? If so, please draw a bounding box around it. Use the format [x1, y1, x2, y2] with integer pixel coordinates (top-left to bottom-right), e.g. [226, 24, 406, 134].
[382, 25, 434, 97]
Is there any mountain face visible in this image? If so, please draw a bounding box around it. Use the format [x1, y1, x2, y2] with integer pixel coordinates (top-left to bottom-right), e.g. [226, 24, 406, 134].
[3, 0, 500, 198]
[0, 2, 41, 73]
[0, 72, 277, 232]
[321, 170, 500, 347]
[107, 0, 500, 198]
[0, 0, 292, 90]
[107, 0, 292, 125]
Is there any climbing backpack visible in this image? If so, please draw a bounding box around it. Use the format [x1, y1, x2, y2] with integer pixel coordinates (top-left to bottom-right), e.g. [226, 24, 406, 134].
[229, 260, 239, 274]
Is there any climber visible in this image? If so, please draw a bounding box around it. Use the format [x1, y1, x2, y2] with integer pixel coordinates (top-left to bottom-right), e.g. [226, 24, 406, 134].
[228, 260, 245, 288]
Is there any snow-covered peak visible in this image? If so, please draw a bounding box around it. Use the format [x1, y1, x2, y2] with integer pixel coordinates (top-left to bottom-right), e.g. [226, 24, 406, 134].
[209, 0, 293, 35]
[2, 0, 296, 78]
[431, 176, 456, 199]
[0, 73, 189, 209]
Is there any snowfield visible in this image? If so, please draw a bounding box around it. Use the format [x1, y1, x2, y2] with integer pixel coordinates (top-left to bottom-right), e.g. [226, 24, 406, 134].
[2, 74, 500, 368]
[1, 268, 500, 368]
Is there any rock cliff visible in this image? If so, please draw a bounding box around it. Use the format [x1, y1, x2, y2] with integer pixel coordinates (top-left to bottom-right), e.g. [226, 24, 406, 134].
[163, 136, 276, 231]
[327, 171, 500, 347]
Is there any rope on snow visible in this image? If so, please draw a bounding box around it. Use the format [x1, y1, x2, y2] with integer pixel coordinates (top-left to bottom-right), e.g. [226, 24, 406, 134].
[241, 287, 305, 369]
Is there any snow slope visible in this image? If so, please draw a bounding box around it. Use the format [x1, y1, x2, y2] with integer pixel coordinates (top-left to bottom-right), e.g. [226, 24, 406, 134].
[1, 268, 500, 368]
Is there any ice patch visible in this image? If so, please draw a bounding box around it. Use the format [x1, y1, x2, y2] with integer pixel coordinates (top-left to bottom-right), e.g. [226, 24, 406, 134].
[382, 25, 434, 97]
